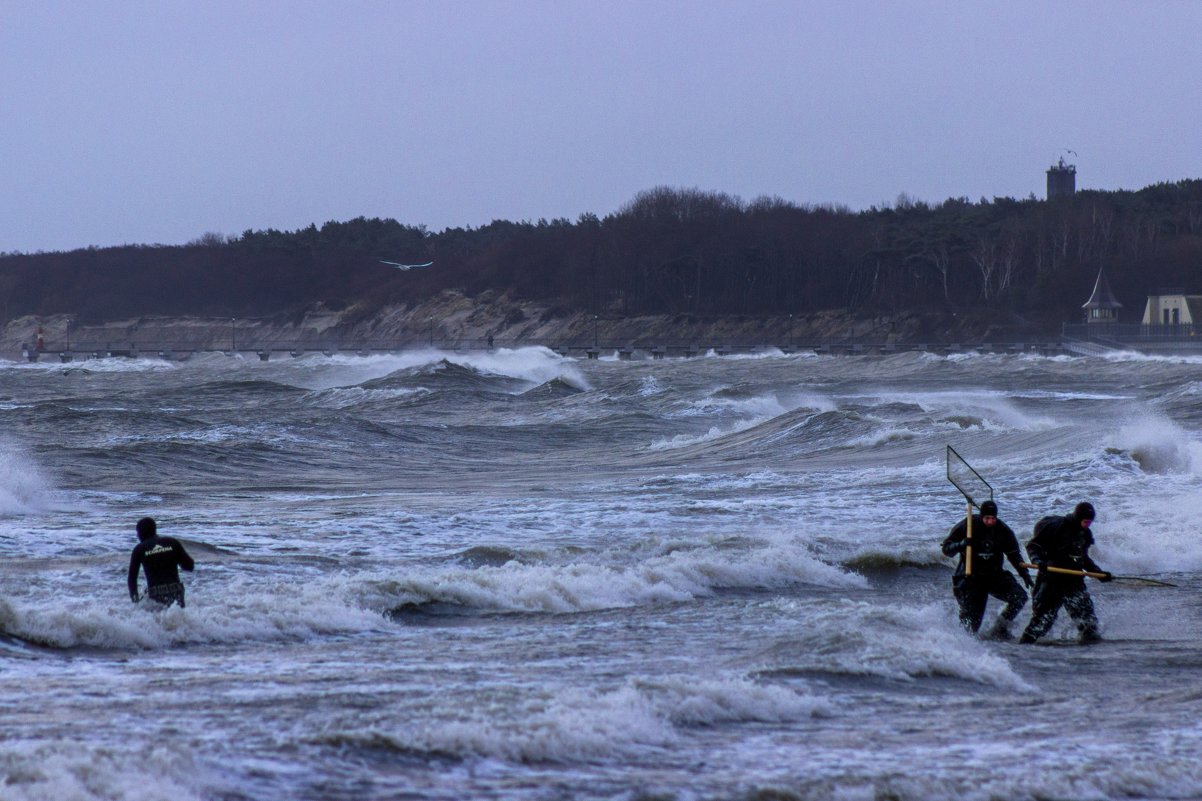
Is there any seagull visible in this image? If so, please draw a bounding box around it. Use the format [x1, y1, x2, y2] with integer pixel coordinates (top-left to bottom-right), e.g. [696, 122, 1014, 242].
[379, 260, 433, 271]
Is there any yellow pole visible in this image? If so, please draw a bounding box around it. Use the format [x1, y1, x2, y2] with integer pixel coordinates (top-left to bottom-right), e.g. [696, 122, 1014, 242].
[1020, 563, 1106, 580]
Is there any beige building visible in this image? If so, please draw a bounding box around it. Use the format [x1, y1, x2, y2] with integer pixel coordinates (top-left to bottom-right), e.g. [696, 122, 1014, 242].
[1142, 292, 1202, 326]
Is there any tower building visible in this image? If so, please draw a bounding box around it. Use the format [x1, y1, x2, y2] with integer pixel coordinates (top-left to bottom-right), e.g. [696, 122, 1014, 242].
[1047, 156, 1076, 200]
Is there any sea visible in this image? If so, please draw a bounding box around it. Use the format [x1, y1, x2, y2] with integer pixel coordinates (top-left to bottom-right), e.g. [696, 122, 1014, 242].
[2, 346, 1201, 801]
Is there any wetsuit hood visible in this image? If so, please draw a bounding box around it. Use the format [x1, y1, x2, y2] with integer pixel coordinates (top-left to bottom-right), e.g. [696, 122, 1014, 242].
[136, 517, 157, 542]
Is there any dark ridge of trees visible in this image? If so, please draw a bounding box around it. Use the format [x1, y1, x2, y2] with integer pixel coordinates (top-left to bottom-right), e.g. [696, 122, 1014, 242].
[2, 182, 1202, 327]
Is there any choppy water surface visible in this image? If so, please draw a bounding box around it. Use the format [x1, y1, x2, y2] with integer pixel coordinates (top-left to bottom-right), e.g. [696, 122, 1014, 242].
[3, 347, 1202, 800]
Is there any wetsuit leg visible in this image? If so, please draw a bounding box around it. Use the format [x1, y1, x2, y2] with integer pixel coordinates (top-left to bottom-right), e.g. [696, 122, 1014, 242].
[953, 576, 988, 633]
[1020, 581, 1065, 643]
[983, 573, 1028, 639]
[990, 572, 1028, 623]
[1063, 588, 1100, 642]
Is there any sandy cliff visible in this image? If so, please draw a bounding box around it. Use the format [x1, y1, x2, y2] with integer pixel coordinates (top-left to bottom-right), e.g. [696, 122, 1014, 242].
[0, 290, 1058, 360]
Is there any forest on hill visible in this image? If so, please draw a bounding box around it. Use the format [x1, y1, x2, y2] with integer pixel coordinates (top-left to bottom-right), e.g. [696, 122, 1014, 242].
[2, 180, 1201, 330]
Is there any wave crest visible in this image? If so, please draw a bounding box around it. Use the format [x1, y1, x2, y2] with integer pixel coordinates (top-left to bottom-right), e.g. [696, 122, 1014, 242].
[310, 675, 828, 764]
[366, 537, 865, 617]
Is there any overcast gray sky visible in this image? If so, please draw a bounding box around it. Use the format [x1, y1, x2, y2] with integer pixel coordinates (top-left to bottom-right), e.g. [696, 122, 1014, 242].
[2, 1, 1199, 253]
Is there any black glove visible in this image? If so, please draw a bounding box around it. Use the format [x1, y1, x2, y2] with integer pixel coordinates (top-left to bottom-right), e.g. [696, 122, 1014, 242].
[1099, 571, 1114, 583]
[1020, 571, 1034, 588]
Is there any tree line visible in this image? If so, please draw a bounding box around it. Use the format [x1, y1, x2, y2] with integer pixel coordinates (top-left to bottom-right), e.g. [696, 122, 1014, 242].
[2, 180, 1201, 327]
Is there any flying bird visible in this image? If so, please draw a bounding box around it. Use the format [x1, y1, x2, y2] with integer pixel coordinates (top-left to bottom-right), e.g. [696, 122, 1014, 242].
[379, 260, 434, 271]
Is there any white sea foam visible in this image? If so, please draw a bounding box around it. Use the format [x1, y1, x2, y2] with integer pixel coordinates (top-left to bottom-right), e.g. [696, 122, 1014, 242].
[637, 375, 663, 396]
[1087, 486, 1202, 575]
[332, 674, 828, 763]
[651, 390, 832, 450]
[639, 469, 796, 493]
[361, 535, 864, 614]
[858, 389, 1059, 432]
[13, 326, 1202, 801]
[447, 346, 591, 389]
[687, 391, 796, 418]
[0, 536, 858, 649]
[1096, 349, 1202, 365]
[843, 425, 921, 448]
[768, 599, 1033, 690]
[718, 348, 789, 360]
[0, 356, 180, 373]
[649, 419, 765, 451]
[0, 576, 387, 650]
[736, 731, 1202, 801]
[0, 740, 208, 801]
[1054, 416, 1202, 574]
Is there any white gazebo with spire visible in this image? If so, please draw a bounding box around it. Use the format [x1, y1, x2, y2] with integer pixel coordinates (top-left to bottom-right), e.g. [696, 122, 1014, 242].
[1082, 268, 1122, 324]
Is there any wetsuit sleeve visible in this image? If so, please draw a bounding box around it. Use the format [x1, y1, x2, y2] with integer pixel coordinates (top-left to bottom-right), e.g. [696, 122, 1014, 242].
[128, 548, 143, 602]
[999, 523, 1033, 583]
[941, 519, 969, 557]
[1000, 523, 1025, 567]
[173, 540, 195, 572]
[1025, 531, 1048, 567]
[1027, 516, 1061, 567]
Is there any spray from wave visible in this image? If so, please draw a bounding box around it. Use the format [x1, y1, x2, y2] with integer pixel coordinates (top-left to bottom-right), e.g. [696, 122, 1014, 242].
[0, 445, 55, 516]
[1105, 417, 1202, 474]
[286, 346, 591, 392]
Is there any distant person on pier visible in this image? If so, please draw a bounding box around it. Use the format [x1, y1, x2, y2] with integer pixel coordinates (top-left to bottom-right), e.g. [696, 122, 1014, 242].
[1020, 502, 1112, 644]
[128, 517, 195, 608]
[941, 500, 1033, 640]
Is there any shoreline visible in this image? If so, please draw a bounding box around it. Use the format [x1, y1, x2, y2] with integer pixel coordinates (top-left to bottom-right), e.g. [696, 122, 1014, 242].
[1, 291, 1067, 363]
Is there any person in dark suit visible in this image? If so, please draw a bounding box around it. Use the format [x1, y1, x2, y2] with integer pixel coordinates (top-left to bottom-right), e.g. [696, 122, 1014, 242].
[941, 500, 1033, 639]
[128, 517, 195, 608]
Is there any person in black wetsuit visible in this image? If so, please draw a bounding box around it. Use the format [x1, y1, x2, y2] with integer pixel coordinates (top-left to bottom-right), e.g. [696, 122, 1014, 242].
[941, 500, 1033, 640]
[128, 517, 195, 608]
[1020, 501, 1112, 644]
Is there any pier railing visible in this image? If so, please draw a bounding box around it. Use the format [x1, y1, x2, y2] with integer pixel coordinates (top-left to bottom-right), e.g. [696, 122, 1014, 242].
[1061, 322, 1202, 342]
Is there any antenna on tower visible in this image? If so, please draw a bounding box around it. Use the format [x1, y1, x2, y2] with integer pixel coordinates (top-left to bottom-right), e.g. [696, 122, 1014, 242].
[1047, 150, 1077, 200]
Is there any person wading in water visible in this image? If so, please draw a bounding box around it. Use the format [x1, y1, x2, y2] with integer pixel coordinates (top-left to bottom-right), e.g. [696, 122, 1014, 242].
[941, 500, 1033, 640]
[1020, 502, 1112, 644]
[128, 517, 195, 608]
